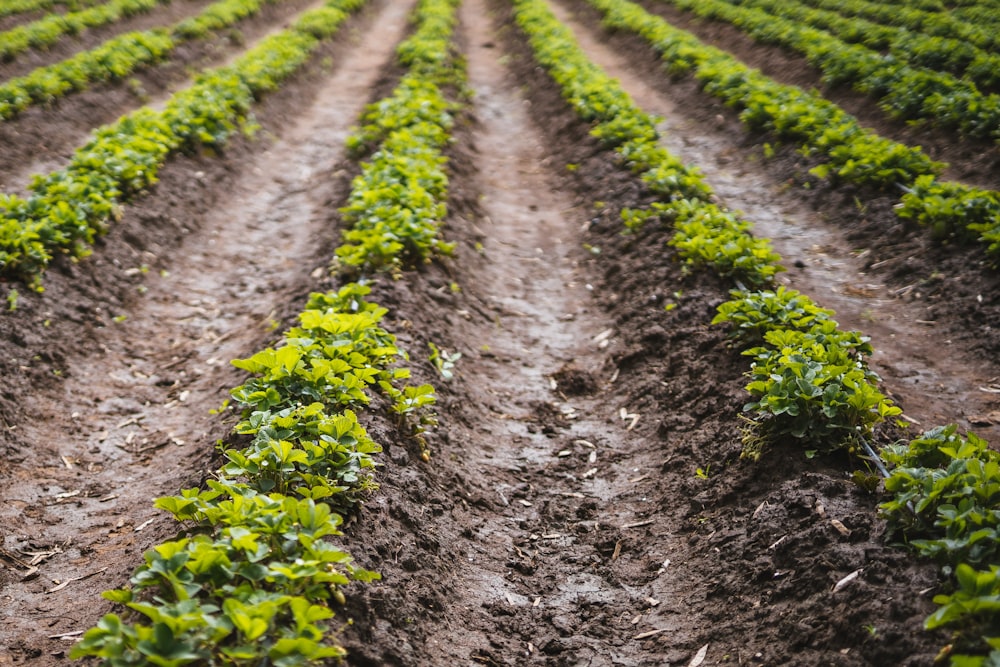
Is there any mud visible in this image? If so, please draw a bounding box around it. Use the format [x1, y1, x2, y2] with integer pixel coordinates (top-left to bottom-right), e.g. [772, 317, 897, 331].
[1, 0, 996, 664]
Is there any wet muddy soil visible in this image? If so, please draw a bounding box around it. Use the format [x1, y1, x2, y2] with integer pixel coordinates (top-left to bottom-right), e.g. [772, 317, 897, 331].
[2, 0, 999, 664]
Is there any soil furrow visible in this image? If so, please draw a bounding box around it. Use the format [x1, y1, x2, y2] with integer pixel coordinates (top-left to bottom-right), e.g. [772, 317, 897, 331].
[0, 0, 322, 193]
[0, 0, 417, 660]
[546, 0, 1000, 445]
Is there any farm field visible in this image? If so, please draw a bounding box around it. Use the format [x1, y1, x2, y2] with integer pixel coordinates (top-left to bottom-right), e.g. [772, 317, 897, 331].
[1, 0, 1000, 664]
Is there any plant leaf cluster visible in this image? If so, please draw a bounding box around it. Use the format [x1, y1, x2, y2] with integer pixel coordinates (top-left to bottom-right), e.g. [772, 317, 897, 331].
[0, 0, 104, 19]
[650, 0, 1000, 143]
[0, 0, 288, 123]
[881, 425, 1000, 664]
[714, 287, 897, 452]
[335, 0, 463, 272]
[513, 0, 900, 456]
[0, 0, 367, 287]
[727, 0, 1000, 92]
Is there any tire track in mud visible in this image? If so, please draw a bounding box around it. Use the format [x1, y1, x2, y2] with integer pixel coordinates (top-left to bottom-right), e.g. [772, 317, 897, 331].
[545, 0, 1000, 445]
[0, 0, 417, 660]
[0, 0, 322, 193]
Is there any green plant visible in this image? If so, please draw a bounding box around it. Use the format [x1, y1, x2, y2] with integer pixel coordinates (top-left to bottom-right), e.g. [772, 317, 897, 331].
[428, 341, 460, 380]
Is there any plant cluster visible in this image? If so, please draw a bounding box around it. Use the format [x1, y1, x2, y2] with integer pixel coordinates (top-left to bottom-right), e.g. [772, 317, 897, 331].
[0, 0, 163, 61]
[513, 0, 899, 455]
[714, 287, 898, 452]
[73, 0, 463, 659]
[0, 0, 366, 287]
[793, 0, 1000, 52]
[335, 0, 463, 272]
[880, 425, 1000, 664]
[0, 30, 174, 120]
[586, 0, 1000, 260]
[512, 0, 780, 290]
[71, 283, 434, 664]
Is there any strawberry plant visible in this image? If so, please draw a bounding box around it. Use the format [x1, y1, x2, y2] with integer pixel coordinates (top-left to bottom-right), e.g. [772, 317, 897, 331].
[881, 425, 1000, 663]
[586, 0, 1000, 261]
[74, 281, 434, 664]
[513, 0, 900, 457]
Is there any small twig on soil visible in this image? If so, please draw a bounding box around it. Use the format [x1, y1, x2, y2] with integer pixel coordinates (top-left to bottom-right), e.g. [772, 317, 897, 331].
[622, 519, 654, 530]
[611, 540, 622, 561]
[633, 628, 669, 640]
[47, 566, 108, 593]
[0, 548, 39, 578]
[48, 630, 85, 640]
[832, 568, 863, 593]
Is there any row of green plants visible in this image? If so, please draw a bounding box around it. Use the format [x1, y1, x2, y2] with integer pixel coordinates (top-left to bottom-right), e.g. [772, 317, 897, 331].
[510, 0, 898, 468]
[728, 0, 1000, 91]
[653, 0, 1000, 143]
[511, 1, 1000, 660]
[72, 0, 464, 659]
[335, 0, 464, 272]
[0, 0, 163, 61]
[791, 0, 1000, 51]
[0, 0, 288, 122]
[879, 426, 1000, 664]
[0, 0, 104, 19]
[0, 0, 366, 287]
[584, 0, 1000, 259]
[71, 282, 435, 664]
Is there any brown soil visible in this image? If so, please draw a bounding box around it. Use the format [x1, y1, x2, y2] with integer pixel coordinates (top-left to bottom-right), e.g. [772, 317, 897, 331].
[1, 0, 998, 664]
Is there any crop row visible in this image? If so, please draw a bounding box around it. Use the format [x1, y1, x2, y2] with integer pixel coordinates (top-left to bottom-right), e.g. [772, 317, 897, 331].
[0, 0, 366, 286]
[584, 0, 1000, 259]
[792, 0, 1000, 51]
[727, 0, 1000, 91]
[510, 0, 997, 661]
[0, 0, 164, 61]
[336, 0, 464, 272]
[0, 0, 289, 122]
[653, 0, 1000, 143]
[0, 0, 104, 20]
[71, 0, 466, 660]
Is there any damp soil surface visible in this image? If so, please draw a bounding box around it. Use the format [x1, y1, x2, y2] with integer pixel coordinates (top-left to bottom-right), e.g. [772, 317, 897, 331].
[2, 0, 1000, 665]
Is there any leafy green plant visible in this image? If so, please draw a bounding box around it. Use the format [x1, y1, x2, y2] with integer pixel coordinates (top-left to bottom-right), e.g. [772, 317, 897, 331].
[881, 425, 1000, 662]
[428, 341, 460, 380]
[0, 0, 163, 61]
